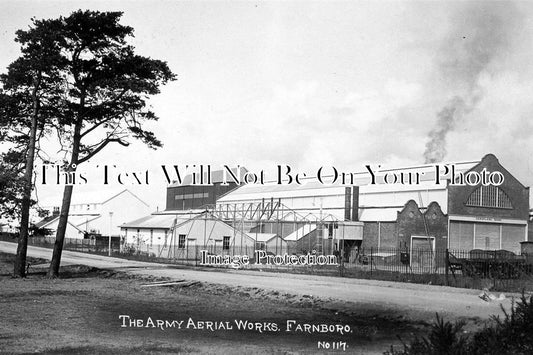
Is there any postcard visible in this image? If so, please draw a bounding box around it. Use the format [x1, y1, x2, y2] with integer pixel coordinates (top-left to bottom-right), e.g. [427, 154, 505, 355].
[1, 1, 532, 354]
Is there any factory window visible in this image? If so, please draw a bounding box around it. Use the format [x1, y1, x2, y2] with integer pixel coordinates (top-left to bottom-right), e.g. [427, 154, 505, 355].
[324, 223, 339, 238]
[178, 234, 186, 249]
[223, 236, 230, 250]
[466, 185, 512, 209]
[175, 193, 208, 199]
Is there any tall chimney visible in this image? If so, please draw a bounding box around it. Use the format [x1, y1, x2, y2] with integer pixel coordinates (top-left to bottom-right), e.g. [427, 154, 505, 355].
[344, 187, 351, 221]
[351, 186, 359, 221]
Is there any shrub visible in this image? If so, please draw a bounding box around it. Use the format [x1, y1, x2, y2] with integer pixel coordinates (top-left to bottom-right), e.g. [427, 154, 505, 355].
[469, 293, 533, 355]
[384, 314, 468, 355]
[385, 293, 533, 355]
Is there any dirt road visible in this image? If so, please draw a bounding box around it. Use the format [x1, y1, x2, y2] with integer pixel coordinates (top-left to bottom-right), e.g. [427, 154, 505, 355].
[0, 241, 511, 322]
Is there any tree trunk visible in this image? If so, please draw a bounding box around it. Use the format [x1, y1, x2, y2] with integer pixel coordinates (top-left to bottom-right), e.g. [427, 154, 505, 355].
[47, 184, 74, 277]
[13, 74, 41, 278]
[47, 117, 83, 278]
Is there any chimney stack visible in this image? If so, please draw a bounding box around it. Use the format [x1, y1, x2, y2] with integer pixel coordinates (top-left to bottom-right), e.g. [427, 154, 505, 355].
[351, 186, 359, 221]
[344, 186, 360, 221]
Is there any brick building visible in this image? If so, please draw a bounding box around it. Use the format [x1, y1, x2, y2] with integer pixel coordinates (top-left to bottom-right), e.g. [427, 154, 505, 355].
[219, 154, 529, 255]
[121, 154, 529, 259]
[361, 154, 530, 254]
[165, 168, 243, 211]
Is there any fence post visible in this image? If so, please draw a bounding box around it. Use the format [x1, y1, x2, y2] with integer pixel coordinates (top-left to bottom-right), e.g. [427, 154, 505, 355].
[339, 253, 344, 278]
[370, 247, 373, 277]
[445, 248, 449, 286]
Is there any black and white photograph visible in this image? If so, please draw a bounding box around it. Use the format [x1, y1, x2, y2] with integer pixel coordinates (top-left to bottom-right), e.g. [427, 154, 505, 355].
[1, 1, 533, 354]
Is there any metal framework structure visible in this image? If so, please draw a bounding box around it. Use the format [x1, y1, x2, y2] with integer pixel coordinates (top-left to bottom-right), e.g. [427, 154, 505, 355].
[123, 198, 359, 262]
[210, 198, 340, 224]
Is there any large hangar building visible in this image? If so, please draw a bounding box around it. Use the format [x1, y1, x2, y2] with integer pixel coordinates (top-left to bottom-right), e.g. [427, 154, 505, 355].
[216, 154, 530, 255]
[120, 154, 530, 259]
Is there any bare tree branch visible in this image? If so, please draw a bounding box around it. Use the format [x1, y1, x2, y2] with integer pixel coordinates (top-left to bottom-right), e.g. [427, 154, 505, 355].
[77, 137, 129, 164]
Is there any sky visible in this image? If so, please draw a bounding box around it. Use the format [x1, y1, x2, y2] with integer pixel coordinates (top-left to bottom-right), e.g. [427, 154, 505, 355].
[1, 0, 533, 212]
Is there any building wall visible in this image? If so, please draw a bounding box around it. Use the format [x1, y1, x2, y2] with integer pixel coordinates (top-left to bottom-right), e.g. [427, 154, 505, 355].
[397, 201, 447, 251]
[166, 183, 238, 211]
[43, 219, 84, 239]
[362, 222, 377, 249]
[447, 154, 529, 220]
[123, 228, 168, 247]
[361, 222, 396, 249]
[449, 221, 526, 253]
[175, 217, 253, 248]
[77, 191, 151, 237]
[265, 237, 289, 254]
[360, 201, 447, 259]
[380, 223, 397, 249]
[121, 216, 256, 258]
[449, 221, 473, 250]
[122, 217, 254, 248]
[360, 185, 448, 214]
[287, 228, 340, 255]
[447, 155, 529, 253]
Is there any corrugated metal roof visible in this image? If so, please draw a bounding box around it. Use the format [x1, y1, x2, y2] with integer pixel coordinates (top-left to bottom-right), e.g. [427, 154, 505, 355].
[35, 214, 101, 229]
[121, 214, 186, 229]
[219, 185, 346, 202]
[69, 215, 101, 227]
[153, 209, 207, 216]
[218, 160, 478, 205]
[33, 216, 86, 233]
[359, 179, 447, 194]
[121, 211, 230, 230]
[375, 160, 478, 183]
[39, 189, 148, 207]
[360, 180, 448, 213]
[34, 215, 58, 228]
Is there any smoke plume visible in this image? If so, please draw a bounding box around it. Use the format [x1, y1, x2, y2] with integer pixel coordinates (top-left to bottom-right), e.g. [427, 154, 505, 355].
[423, 3, 521, 163]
